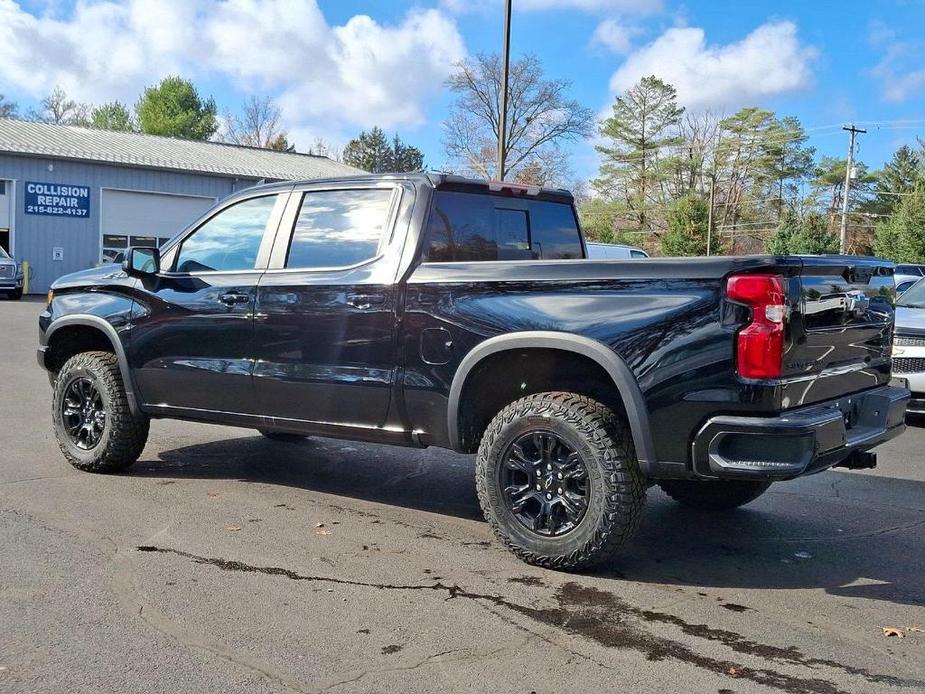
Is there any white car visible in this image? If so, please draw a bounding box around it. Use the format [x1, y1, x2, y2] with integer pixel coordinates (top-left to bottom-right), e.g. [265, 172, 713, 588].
[585, 242, 649, 259]
[895, 264, 925, 294]
[892, 277, 925, 414]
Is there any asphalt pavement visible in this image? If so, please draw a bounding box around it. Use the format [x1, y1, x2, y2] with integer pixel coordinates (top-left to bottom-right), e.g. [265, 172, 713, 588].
[1, 297, 924, 694]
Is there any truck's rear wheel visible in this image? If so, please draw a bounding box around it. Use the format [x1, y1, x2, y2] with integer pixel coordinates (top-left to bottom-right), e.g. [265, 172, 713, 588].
[657, 479, 771, 511]
[476, 392, 645, 571]
[52, 351, 149, 473]
[258, 430, 309, 443]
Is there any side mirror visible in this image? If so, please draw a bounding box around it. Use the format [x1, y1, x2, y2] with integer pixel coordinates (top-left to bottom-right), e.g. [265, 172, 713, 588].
[123, 247, 160, 277]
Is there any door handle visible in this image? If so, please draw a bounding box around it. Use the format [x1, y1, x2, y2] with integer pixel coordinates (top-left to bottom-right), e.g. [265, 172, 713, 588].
[219, 292, 250, 306]
[346, 293, 386, 310]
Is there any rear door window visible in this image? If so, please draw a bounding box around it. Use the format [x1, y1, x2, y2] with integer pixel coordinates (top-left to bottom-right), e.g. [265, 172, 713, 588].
[285, 189, 394, 269]
[423, 190, 583, 262]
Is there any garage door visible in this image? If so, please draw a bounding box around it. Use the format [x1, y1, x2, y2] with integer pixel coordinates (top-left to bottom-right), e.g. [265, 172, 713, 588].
[100, 189, 215, 263]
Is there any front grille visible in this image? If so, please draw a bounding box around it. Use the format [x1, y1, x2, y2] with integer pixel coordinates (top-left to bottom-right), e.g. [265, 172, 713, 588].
[0, 264, 13, 279]
[892, 357, 925, 374]
[895, 335, 925, 347]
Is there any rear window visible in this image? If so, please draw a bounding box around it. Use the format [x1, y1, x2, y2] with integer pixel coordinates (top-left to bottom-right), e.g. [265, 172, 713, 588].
[897, 265, 924, 276]
[423, 191, 583, 262]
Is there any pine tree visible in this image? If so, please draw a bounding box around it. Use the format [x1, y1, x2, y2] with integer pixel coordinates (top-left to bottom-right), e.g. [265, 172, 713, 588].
[874, 186, 925, 262]
[594, 76, 684, 235]
[790, 212, 838, 254]
[767, 211, 801, 255]
[661, 195, 718, 256]
[869, 145, 922, 215]
[342, 128, 423, 173]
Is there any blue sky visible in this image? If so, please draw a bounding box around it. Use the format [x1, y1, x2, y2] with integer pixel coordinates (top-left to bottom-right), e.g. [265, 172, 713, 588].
[2, 0, 924, 181]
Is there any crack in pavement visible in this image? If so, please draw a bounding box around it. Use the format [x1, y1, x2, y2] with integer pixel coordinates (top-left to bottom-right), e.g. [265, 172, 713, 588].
[135, 545, 925, 694]
[316, 644, 518, 693]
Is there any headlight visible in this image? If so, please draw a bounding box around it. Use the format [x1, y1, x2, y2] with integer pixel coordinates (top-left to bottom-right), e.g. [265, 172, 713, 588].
[47, 289, 54, 306]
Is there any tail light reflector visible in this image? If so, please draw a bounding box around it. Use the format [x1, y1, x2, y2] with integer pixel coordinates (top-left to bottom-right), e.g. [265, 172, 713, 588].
[726, 274, 786, 380]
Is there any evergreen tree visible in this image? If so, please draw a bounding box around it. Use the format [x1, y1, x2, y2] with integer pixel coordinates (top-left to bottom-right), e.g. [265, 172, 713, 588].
[342, 127, 424, 173]
[767, 211, 801, 255]
[869, 145, 922, 215]
[661, 195, 718, 256]
[789, 212, 838, 254]
[873, 186, 925, 263]
[594, 76, 684, 235]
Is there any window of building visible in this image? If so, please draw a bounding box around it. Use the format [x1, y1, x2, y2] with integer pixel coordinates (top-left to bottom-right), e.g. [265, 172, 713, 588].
[174, 195, 278, 273]
[285, 188, 394, 269]
[423, 190, 583, 262]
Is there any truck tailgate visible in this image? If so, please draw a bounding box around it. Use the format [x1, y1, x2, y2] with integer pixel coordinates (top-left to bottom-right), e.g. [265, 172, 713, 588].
[781, 256, 895, 408]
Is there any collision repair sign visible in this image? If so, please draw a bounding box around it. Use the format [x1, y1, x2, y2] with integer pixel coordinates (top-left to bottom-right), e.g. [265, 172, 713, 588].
[24, 181, 90, 218]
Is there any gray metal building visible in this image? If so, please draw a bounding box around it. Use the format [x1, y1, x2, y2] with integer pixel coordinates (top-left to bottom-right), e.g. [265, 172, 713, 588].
[0, 118, 360, 293]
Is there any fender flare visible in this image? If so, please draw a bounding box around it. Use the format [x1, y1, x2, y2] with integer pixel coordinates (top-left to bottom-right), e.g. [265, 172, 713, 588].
[42, 314, 141, 416]
[447, 331, 656, 469]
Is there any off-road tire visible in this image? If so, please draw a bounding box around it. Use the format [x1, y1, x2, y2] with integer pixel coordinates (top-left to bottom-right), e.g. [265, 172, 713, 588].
[258, 430, 309, 443]
[476, 392, 645, 571]
[52, 351, 149, 473]
[657, 479, 772, 511]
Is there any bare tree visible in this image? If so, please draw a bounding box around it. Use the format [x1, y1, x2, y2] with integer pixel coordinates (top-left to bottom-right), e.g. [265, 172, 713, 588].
[223, 96, 292, 150]
[307, 137, 340, 161]
[443, 53, 593, 184]
[0, 94, 18, 119]
[30, 86, 90, 125]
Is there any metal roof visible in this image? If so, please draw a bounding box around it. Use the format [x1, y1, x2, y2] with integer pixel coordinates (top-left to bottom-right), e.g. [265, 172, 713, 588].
[0, 118, 362, 180]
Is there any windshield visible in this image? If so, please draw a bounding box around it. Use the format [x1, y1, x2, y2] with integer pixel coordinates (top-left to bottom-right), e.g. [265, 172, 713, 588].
[0, 247, 10, 260]
[897, 278, 925, 308]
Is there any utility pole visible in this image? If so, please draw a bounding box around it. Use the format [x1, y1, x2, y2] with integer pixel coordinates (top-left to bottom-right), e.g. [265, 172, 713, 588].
[706, 172, 715, 256]
[497, 0, 512, 181]
[840, 124, 866, 254]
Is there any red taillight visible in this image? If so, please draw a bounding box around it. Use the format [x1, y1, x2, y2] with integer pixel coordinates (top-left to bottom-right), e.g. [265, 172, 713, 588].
[726, 274, 786, 380]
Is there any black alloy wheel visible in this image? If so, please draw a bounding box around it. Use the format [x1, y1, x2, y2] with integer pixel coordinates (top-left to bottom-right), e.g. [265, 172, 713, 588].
[61, 377, 106, 450]
[500, 431, 589, 537]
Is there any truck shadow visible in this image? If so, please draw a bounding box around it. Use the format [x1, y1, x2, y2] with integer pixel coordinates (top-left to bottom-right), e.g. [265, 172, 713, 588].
[132, 435, 925, 608]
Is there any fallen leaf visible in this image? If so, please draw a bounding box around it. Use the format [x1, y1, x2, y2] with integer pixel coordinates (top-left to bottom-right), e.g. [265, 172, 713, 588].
[315, 522, 325, 528]
[207, 491, 220, 497]
[315, 529, 331, 536]
[727, 667, 737, 675]
[907, 626, 924, 633]
[225, 525, 241, 532]
[882, 627, 905, 638]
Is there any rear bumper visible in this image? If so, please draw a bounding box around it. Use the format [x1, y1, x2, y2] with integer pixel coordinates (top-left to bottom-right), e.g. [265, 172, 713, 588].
[691, 385, 909, 480]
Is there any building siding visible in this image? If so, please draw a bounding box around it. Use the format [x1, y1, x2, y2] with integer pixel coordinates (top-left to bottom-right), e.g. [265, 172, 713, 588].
[0, 154, 263, 293]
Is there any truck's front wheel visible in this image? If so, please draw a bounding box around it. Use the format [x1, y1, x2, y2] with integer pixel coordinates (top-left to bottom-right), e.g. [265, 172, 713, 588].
[52, 351, 149, 473]
[476, 393, 645, 571]
[657, 479, 771, 511]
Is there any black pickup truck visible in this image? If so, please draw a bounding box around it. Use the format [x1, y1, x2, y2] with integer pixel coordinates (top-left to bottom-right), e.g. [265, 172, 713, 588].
[38, 173, 909, 569]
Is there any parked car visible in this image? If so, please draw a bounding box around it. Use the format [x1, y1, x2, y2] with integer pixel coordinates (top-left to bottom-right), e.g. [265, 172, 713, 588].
[585, 242, 649, 259]
[894, 263, 925, 294]
[37, 173, 909, 569]
[892, 278, 925, 414]
[0, 246, 24, 300]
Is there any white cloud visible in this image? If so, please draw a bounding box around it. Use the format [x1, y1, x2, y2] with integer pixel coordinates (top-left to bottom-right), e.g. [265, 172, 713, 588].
[441, 0, 661, 15]
[0, 0, 465, 135]
[591, 18, 635, 54]
[607, 21, 817, 111]
[867, 23, 925, 103]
